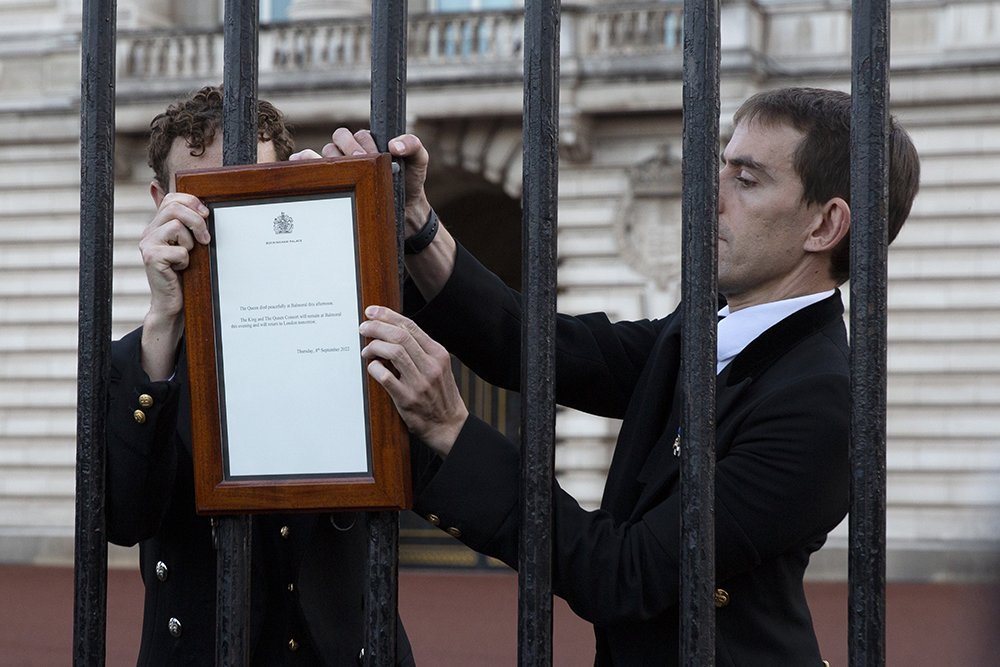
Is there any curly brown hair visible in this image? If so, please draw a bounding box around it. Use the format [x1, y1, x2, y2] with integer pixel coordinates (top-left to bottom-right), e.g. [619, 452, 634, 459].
[147, 85, 295, 190]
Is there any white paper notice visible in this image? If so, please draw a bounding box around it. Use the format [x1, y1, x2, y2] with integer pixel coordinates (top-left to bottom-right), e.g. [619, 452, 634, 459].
[212, 195, 370, 477]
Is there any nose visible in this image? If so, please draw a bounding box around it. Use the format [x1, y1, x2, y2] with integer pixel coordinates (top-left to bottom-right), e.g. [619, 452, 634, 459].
[716, 169, 727, 214]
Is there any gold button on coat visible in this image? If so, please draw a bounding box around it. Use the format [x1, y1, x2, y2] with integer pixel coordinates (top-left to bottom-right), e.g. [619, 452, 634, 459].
[168, 617, 182, 638]
[133, 409, 146, 424]
[714, 588, 730, 608]
[426, 514, 440, 526]
[155, 561, 168, 582]
[288, 638, 299, 651]
[279, 525, 290, 538]
[138, 393, 154, 408]
[446, 526, 462, 538]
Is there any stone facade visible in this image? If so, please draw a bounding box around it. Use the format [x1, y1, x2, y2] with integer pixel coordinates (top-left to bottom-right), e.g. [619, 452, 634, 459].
[0, 0, 997, 579]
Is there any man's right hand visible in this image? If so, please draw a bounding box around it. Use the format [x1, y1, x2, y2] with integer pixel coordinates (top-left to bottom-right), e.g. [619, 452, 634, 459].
[138, 192, 210, 380]
[293, 129, 432, 236]
[291, 129, 456, 301]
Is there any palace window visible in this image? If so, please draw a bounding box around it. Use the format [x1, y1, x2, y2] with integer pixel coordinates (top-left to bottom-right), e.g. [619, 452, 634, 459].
[260, 0, 292, 23]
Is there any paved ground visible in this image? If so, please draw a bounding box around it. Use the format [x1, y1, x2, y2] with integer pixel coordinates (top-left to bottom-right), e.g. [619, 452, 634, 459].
[1, 564, 998, 665]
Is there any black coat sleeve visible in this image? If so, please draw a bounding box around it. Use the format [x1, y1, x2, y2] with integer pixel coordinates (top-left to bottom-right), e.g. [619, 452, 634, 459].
[104, 328, 185, 546]
[406, 244, 664, 419]
[413, 367, 849, 627]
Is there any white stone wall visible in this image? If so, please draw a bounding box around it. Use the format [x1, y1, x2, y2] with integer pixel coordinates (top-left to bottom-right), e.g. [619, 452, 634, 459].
[0, 73, 77, 560]
[879, 82, 1000, 579]
[0, 1, 996, 579]
[554, 114, 683, 506]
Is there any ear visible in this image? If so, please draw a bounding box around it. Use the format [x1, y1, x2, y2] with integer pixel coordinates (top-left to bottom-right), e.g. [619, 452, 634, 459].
[150, 180, 167, 208]
[804, 197, 850, 254]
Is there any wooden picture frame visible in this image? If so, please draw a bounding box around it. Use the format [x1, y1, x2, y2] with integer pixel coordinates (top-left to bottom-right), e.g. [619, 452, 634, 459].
[176, 154, 410, 513]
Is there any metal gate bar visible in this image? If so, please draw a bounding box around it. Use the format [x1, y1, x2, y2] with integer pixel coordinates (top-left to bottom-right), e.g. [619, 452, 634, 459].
[519, 0, 561, 664]
[214, 1, 260, 664]
[849, 0, 891, 664]
[366, 2, 409, 664]
[679, 0, 722, 662]
[73, 0, 117, 664]
[70, 3, 896, 666]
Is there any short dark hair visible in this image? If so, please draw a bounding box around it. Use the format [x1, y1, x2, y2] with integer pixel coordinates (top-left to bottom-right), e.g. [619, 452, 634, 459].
[147, 85, 295, 190]
[733, 87, 921, 284]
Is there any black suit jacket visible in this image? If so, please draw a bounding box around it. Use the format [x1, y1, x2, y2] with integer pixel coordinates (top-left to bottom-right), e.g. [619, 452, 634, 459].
[408, 245, 849, 665]
[105, 328, 414, 666]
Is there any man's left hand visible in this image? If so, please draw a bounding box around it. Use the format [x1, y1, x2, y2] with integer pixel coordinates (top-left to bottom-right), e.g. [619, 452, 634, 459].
[359, 305, 468, 457]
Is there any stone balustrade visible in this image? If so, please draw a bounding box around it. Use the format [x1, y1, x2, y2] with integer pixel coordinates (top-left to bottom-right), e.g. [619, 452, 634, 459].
[117, 4, 685, 86]
[584, 4, 684, 55]
[121, 29, 220, 80]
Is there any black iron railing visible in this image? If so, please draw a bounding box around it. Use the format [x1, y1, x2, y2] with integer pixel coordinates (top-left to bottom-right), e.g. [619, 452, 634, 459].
[75, 1, 892, 665]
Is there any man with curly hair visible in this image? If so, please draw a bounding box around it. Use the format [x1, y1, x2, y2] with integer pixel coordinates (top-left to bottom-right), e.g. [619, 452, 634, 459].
[105, 86, 414, 666]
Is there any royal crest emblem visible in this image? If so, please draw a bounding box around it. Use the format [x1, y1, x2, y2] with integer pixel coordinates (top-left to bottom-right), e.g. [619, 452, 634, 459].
[273, 211, 294, 234]
[616, 144, 683, 290]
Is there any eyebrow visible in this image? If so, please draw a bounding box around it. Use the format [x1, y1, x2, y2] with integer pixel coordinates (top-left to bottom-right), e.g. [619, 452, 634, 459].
[720, 153, 771, 178]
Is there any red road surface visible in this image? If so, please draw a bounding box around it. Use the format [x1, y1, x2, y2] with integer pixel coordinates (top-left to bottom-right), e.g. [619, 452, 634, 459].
[0, 565, 997, 665]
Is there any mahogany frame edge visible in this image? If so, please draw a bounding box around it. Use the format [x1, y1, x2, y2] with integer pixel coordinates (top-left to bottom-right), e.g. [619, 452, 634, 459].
[176, 154, 411, 514]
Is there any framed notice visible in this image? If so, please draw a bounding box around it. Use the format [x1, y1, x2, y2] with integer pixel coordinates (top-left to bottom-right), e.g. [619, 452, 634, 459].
[176, 154, 410, 513]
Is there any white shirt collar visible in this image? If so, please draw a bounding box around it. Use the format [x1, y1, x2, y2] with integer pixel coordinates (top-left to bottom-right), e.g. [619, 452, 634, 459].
[716, 290, 835, 374]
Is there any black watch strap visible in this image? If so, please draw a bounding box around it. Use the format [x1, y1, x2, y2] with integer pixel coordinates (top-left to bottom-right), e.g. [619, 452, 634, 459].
[404, 208, 439, 255]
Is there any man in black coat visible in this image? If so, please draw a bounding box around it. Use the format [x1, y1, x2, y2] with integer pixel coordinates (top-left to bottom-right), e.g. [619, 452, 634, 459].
[105, 86, 414, 666]
[312, 88, 920, 664]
